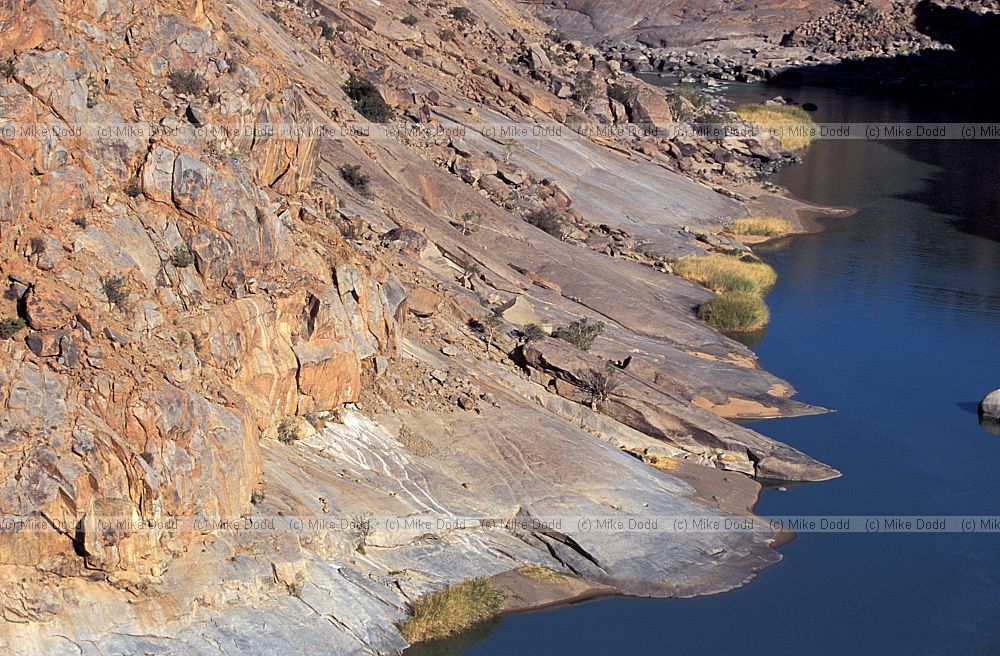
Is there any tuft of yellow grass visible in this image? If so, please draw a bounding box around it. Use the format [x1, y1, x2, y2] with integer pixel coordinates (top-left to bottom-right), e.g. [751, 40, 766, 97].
[400, 577, 506, 643]
[698, 291, 770, 332]
[673, 253, 777, 295]
[516, 565, 575, 583]
[726, 217, 793, 238]
[734, 104, 815, 151]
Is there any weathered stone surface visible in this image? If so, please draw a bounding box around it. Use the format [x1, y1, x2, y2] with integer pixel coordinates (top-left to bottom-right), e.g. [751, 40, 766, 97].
[407, 286, 441, 317]
[292, 341, 361, 412]
[981, 390, 1000, 421]
[23, 283, 78, 330]
[630, 88, 673, 129]
[0, 0, 847, 652]
[522, 338, 838, 481]
[25, 329, 65, 357]
[499, 295, 538, 325]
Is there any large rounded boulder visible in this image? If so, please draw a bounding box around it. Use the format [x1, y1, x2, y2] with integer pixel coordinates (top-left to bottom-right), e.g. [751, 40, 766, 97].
[980, 390, 1000, 421]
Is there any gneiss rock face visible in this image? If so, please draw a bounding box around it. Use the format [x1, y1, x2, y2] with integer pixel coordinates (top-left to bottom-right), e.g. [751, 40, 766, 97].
[981, 390, 1000, 421]
[544, 0, 837, 45]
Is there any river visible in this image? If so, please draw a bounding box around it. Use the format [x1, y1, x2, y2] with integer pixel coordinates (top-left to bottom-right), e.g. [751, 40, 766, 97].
[410, 83, 1000, 655]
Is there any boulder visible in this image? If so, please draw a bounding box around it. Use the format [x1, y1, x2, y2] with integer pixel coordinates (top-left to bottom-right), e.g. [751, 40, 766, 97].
[499, 295, 538, 326]
[24, 283, 79, 330]
[381, 227, 429, 259]
[26, 330, 66, 357]
[630, 88, 673, 130]
[980, 390, 1000, 421]
[292, 341, 361, 413]
[407, 286, 441, 318]
[529, 43, 551, 71]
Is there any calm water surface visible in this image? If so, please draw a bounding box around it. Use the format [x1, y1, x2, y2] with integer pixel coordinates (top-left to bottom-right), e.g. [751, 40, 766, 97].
[413, 85, 1000, 656]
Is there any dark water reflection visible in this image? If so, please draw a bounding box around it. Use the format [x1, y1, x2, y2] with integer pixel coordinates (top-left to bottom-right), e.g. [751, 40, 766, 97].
[409, 84, 1000, 655]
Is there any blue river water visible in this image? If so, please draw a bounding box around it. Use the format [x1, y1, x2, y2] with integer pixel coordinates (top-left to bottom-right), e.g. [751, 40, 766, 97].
[411, 83, 1000, 655]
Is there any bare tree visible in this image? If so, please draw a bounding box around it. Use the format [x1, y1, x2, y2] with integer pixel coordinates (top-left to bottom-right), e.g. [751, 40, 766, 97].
[579, 361, 624, 411]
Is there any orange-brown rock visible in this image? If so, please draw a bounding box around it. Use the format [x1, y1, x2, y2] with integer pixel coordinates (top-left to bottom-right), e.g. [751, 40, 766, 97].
[407, 286, 441, 318]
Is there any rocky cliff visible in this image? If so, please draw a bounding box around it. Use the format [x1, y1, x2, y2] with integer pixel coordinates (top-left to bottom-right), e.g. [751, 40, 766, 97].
[539, 0, 837, 45]
[0, 0, 836, 652]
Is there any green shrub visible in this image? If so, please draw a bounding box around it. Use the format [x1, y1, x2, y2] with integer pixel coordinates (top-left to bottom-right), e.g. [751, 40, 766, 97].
[343, 73, 395, 123]
[124, 180, 143, 198]
[698, 291, 770, 332]
[439, 29, 456, 42]
[1, 58, 14, 79]
[459, 211, 483, 236]
[101, 275, 132, 314]
[0, 317, 26, 340]
[318, 20, 335, 39]
[402, 14, 419, 26]
[171, 245, 194, 268]
[448, 7, 474, 23]
[168, 69, 206, 96]
[553, 317, 604, 351]
[522, 323, 546, 340]
[607, 83, 637, 105]
[400, 577, 506, 643]
[73, 216, 89, 228]
[574, 73, 599, 110]
[669, 83, 709, 121]
[276, 417, 300, 444]
[339, 164, 372, 196]
[525, 206, 565, 239]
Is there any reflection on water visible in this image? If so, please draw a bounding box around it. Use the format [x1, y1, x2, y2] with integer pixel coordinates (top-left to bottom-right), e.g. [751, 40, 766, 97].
[410, 83, 1000, 656]
[403, 620, 501, 656]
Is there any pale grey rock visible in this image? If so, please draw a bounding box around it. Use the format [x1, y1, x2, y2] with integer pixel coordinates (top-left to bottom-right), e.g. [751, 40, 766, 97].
[981, 390, 1000, 421]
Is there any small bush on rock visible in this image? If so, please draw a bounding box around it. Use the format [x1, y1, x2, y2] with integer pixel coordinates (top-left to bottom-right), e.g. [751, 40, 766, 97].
[340, 164, 372, 196]
[553, 317, 604, 351]
[276, 417, 300, 444]
[168, 69, 206, 96]
[448, 7, 474, 23]
[525, 206, 565, 239]
[580, 361, 624, 410]
[101, 275, 132, 314]
[0, 317, 26, 340]
[171, 245, 194, 268]
[343, 73, 395, 123]
[607, 83, 637, 106]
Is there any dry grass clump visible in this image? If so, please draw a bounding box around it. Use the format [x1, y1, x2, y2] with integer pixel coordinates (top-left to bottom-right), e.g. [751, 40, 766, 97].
[673, 253, 776, 295]
[517, 566, 575, 583]
[400, 578, 506, 643]
[734, 103, 815, 151]
[726, 217, 793, 238]
[697, 291, 770, 332]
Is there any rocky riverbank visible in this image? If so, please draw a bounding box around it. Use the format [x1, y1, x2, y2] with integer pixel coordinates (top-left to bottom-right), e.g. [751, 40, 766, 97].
[0, 0, 841, 653]
[567, 1, 999, 99]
